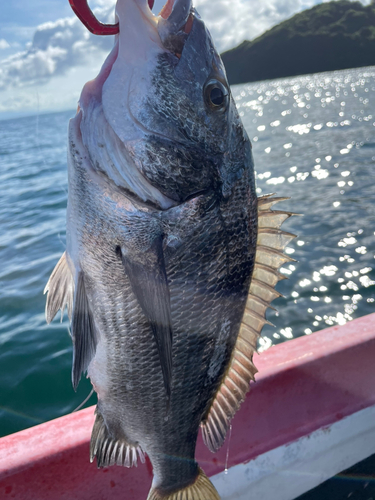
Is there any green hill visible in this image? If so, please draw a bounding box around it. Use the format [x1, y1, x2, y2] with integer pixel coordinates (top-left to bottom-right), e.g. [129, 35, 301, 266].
[221, 0, 375, 85]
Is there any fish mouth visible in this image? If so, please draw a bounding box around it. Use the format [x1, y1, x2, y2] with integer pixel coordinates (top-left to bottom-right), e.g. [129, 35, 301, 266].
[77, 0, 195, 114]
[115, 0, 195, 59]
[157, 0, 194, 55]
[69, 0, 194, 54]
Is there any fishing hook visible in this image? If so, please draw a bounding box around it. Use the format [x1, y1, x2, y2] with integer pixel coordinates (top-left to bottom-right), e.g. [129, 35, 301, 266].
[69, 0, 155, 35]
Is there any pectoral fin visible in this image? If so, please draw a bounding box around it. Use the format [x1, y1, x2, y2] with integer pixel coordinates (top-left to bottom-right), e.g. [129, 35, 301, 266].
[44, 252, 74, 323]
[120, 236, 173, 399]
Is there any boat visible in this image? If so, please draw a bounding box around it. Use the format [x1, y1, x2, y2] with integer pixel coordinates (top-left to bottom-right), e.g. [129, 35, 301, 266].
[1, 312, 374, 500]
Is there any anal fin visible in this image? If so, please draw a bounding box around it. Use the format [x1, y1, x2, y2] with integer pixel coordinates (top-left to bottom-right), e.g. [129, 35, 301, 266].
[44, 251, 74, 323]
[201, 194, 297, 453]
[90, 410, 145, 468]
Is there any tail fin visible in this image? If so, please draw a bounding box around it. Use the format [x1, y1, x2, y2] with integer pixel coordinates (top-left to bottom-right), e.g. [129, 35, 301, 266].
[147, 467, 220, 500]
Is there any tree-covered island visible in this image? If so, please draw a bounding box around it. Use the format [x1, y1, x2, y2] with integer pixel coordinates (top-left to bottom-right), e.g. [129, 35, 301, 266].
[221, 0, 375, 85]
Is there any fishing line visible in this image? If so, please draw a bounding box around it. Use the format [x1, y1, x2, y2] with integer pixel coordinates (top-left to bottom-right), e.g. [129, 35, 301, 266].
[224, 424, 233, 474]
[0, 406, 43, 424]
[35, 91, 49, 172]
[35, 90, 69, 201]
[35, 92, 67, 253]
[72, 388, 95, 413]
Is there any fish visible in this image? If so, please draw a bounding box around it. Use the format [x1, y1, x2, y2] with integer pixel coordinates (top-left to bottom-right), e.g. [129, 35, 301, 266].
[44, 0, 296, 498]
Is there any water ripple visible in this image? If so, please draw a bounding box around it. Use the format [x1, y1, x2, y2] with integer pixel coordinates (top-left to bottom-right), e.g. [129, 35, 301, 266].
[234, 66, 375, 352]
[1, 67, 374, 436]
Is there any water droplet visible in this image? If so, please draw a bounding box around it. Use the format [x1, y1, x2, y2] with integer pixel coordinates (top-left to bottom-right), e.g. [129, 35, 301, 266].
[224, 424, 233, 474]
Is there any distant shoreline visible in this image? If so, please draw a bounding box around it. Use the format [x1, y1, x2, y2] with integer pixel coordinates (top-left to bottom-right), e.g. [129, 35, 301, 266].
[2, 64, 375, 123]
[2, 62, 375, 122]
[221, 0, 375, 86]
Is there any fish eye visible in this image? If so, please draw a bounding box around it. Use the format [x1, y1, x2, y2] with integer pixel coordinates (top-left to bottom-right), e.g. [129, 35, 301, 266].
[210, 87, 224, 106]
[204, 80, 229, 112]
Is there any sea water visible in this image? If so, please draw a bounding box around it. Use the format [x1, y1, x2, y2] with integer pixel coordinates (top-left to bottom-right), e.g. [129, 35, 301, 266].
[0, 66, 374, 438]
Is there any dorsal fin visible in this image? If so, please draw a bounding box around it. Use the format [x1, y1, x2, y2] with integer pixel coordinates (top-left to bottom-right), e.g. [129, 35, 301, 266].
[90, 409, 145, 468]
[201, 195, 297, 453]
[44, 251, 74, 323]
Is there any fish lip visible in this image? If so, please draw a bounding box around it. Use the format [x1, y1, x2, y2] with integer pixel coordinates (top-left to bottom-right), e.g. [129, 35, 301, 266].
[115, 0, 194, 55]
[157, 0, 193, 54]
[79, 39, 119, 110]
[158, 0, 190, 23]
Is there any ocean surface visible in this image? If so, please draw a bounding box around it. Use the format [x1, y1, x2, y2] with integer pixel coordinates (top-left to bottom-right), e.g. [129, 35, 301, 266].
[0, 66, 374, 439]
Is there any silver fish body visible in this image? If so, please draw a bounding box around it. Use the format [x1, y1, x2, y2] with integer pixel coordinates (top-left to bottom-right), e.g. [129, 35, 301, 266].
[68, 118, 256, 486]
[45, 0, 266, 498]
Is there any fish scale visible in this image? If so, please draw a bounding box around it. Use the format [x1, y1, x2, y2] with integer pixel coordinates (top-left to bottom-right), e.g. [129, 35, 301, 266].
[85, 185, 254, 467]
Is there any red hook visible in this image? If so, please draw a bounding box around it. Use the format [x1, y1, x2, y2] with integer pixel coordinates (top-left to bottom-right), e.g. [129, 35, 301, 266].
[69, 0, 155, 36]
[69, 0, 119, 35]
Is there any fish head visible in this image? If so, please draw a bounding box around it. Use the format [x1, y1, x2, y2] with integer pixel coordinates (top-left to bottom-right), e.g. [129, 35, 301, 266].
[78, 0, 252, 205]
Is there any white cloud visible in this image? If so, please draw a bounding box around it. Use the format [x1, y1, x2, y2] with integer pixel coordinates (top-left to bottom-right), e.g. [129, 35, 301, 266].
[0, 0, 302, 93]
[196, 0, 369, 52]
[0, 63, 105, 114]
[0, 39, 10, 50]
[0, 6, 115, 91]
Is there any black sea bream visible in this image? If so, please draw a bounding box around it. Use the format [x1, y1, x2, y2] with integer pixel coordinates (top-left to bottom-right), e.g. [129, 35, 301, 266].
[45, 0, 295, 498]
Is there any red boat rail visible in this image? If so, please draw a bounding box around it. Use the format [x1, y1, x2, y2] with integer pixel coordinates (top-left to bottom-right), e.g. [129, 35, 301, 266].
[1, 313, 375, 500]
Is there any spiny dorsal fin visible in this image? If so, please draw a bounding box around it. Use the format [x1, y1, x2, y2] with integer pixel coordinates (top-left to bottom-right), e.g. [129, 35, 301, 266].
[201, 194, 297, 453]
[90, 409, 145, 468]
[44, 251, 74, 323]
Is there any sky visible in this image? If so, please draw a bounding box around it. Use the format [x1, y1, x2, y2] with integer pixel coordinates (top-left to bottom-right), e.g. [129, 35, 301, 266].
[0, 0, 371, 117]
